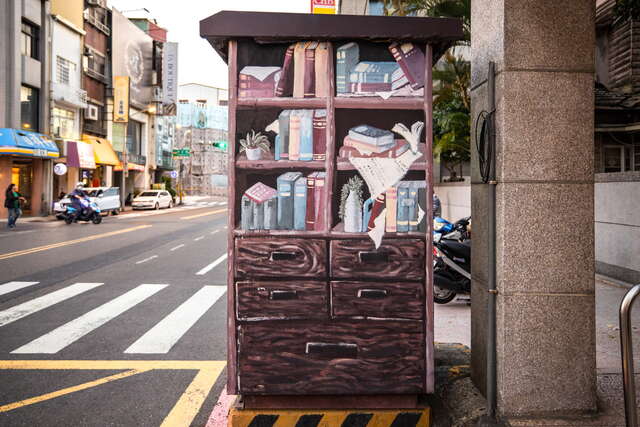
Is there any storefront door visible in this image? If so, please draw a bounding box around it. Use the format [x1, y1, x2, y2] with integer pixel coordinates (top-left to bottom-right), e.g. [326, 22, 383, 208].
[11, 160, 33, 213]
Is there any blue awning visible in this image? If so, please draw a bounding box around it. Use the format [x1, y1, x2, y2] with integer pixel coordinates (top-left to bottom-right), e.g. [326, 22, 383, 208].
[0, 128, 59, 158]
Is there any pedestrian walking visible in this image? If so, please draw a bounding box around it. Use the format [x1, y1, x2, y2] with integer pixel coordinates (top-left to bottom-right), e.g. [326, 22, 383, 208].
[4, 184, 26, 229]
[433, 192, 442, 218]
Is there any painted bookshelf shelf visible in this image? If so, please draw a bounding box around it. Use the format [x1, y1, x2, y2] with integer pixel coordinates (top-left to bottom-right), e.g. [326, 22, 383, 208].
[237, 97, 327, 109]
[234, 228, 327, 237]
[331, 222, 427, 240]
[236, 153, 325, 170]
[334, 96, 424, 110]
[336, 143, 427, 171]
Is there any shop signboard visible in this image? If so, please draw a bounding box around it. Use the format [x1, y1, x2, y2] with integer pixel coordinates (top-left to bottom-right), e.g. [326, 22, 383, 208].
[162, 42, 178, 116]
[54, 163, 68, 176]
[311, 0, 336, 14]
[113, 76, 130, 123]
[67, 141, 96, 169]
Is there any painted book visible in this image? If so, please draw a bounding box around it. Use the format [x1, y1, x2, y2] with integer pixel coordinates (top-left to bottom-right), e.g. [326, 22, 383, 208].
[252, 200, 264, 230]
[240, 194, 253, 230]
[362, 198, 373, 233]
[312, 109, 327, 161]
[277, 172, 302, 230]
[348, 82, 393, 93]
[339, 139, 409, 158]
[293, 176, 307, 230]
[278, 110, 291, 160]
[385, 186, 398, 233]
[293, 42, 307, 98]
[391, 67, 409, 90]
[238, 66, 281, 98]
[304, 41, 318, 98]
[305, 174, 316, 230]
[407, 182, 419, 232]
[299, 110, 314, 161]
[310, 171, 326, 231]
[263, 195, 278, 230]
[274, 134, 281, 161]
[314, 42, 330, 97]
[389, 42, 425, 90]
[348, 61, 400, 83]
[275, 44, 295, 97]
[396, 182, 410, 232]
[336, 42, 359, 94]
[288, 111, 302, 161]
[245, 182, 277, 204]
[348, 125, 395, 147]
[413, 181, 427, 232]
[343, 135, 396, 154]
[367, 193, 386, 232]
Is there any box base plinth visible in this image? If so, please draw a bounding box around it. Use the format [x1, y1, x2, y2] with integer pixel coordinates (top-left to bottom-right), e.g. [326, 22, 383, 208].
[241, 394, 419, 409]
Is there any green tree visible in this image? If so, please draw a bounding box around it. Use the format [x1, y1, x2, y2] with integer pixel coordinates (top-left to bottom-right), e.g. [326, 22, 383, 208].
[384, 0, 471, 181]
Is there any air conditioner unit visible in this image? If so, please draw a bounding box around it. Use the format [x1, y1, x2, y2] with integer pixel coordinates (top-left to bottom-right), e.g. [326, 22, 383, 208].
[85, 105, 99, 121]
[83, 47, 93, 57]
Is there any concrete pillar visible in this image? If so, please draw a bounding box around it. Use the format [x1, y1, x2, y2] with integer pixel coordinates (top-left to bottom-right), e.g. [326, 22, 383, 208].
[31, 158, 44, 215]
[0, 157, 12, 219]
[470, 0, 596, 418]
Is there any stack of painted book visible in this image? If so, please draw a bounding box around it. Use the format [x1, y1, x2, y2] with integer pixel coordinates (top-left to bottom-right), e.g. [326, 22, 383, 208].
[274, 42, 330, 98]
[238, 66, 282, 98]
[354, 181, 427, 233]
[340, 124, 409, 159]
[275, 109, 327, 161]
[240, 172, 327, 231]
[336, 41, 425, 95]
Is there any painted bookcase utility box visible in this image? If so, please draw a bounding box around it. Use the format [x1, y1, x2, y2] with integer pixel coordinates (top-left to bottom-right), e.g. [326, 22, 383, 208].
[200, 11, 463, 399]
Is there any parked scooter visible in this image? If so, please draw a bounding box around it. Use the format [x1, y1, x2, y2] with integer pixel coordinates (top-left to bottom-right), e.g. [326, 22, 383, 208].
[433, 232, 470, 304]
[433, 216, 471, 241]
[63, 198, 102, 225]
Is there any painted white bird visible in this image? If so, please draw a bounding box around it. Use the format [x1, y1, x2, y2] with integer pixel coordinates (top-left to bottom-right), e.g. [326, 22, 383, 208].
[392, 121, 424, 154]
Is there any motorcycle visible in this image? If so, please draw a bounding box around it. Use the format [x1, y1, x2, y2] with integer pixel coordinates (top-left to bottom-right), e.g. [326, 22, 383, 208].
[63, 198, 102, 225]
[433, 216, 471, 242]
[433, 232, 471, 304]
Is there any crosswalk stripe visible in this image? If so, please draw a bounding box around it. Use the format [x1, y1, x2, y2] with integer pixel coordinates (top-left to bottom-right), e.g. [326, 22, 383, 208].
[0, 282, 39, 297]
[124, 286, 226, 354]
[195, 254, 227, 276]
[12, 284, 167, 354]
[0, 283, 103, 328]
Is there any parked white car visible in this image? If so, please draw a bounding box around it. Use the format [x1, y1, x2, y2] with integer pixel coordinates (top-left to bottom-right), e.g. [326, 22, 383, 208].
[132, 190, 174, 210]
[54, 187, 121, 219]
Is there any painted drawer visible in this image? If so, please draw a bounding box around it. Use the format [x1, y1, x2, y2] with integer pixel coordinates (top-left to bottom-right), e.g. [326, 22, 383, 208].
[330, 281, 424, 320]
[236, 281, 328, 321]
[235, 238, 327, 279]
[238, 321, 424, 395]
[330, 239, 425, 280]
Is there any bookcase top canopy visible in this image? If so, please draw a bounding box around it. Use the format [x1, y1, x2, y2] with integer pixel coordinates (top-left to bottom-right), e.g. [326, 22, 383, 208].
[200, 10, 463, 63]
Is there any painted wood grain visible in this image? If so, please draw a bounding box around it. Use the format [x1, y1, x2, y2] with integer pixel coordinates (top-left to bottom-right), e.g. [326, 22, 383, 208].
[236, 281, 328, 321]
[330, 239, 425, 280]
[235, 238, 327, 279]
[238, 320, 424, 395]
[330, 281, 424, 320]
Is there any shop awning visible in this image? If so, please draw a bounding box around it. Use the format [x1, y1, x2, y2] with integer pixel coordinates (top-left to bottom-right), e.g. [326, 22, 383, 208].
[82, 134, 120, 166]
[0, 128, 60, 158]
[67, 140, 96, 169]
[114, 162, 145, 172]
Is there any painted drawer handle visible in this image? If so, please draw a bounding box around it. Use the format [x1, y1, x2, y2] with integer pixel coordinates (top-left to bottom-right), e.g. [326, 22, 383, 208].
[270, 251, 298, 261]
[358, 251, 389, 263]
[305, 342, 358, 359]
[269, 290, 298, 300]
[357, 288, 388, 299]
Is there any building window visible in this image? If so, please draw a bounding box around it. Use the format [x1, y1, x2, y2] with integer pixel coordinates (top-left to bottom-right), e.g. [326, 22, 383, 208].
[21, 20, 39, 59]
[56, 56, 76, 85]
[127, 120, 142, 155]
[86, 52, 106, 79]
[52, 107, 76, 138]
[20, 86, 39, 131]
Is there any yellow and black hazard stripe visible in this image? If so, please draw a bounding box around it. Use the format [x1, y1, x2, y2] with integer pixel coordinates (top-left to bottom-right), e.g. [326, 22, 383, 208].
[229, 408, 430, 427]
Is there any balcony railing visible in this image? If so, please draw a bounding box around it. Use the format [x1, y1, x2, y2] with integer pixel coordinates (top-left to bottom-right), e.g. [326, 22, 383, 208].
[84, 10, 110, 35]
[52, 82, 88, 108]
[83, 121, 107, 137]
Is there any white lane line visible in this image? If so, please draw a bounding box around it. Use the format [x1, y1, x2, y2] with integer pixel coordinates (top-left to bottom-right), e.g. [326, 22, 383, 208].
[194, 236, 205, 241]
[135, 255, 158, 264]
[195, 254, 227, 276]
[0, 283, 104, 328]
[124, 286, 226, 354]
[0, 281, 39, 297]
[12, 284, 167, 354]
[210, 230, 220, 235]
[170, 244, 185, 251]
[0, 230, 37, 238]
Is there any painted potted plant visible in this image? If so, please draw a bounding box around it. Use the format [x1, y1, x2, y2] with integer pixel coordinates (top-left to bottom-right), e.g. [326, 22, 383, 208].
[339, 175, 364, 232]
[240, 130, 270, 161]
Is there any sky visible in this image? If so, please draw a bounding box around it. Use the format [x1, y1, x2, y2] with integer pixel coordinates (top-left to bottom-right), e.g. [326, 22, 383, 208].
[108, 0, 310, 90]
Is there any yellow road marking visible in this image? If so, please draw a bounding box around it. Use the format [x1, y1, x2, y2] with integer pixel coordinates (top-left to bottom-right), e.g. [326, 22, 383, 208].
[0, 225, 152, 260]
[181, 208, 227, 220]
[161, 366, 225, 427]
[0, 369, 149, 413]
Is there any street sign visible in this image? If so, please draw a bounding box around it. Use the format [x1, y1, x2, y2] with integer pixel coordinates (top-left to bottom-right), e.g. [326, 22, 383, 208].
[172, 148, 190, 157]
[311, 0, 336, 14]
[170, 170, 178, 179]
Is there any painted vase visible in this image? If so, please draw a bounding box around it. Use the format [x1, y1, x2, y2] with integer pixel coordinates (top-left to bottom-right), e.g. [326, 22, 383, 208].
[344, 191, 362, 233]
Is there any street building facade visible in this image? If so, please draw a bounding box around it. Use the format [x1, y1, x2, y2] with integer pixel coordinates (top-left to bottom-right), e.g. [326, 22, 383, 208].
[0, 0, 56, 218]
